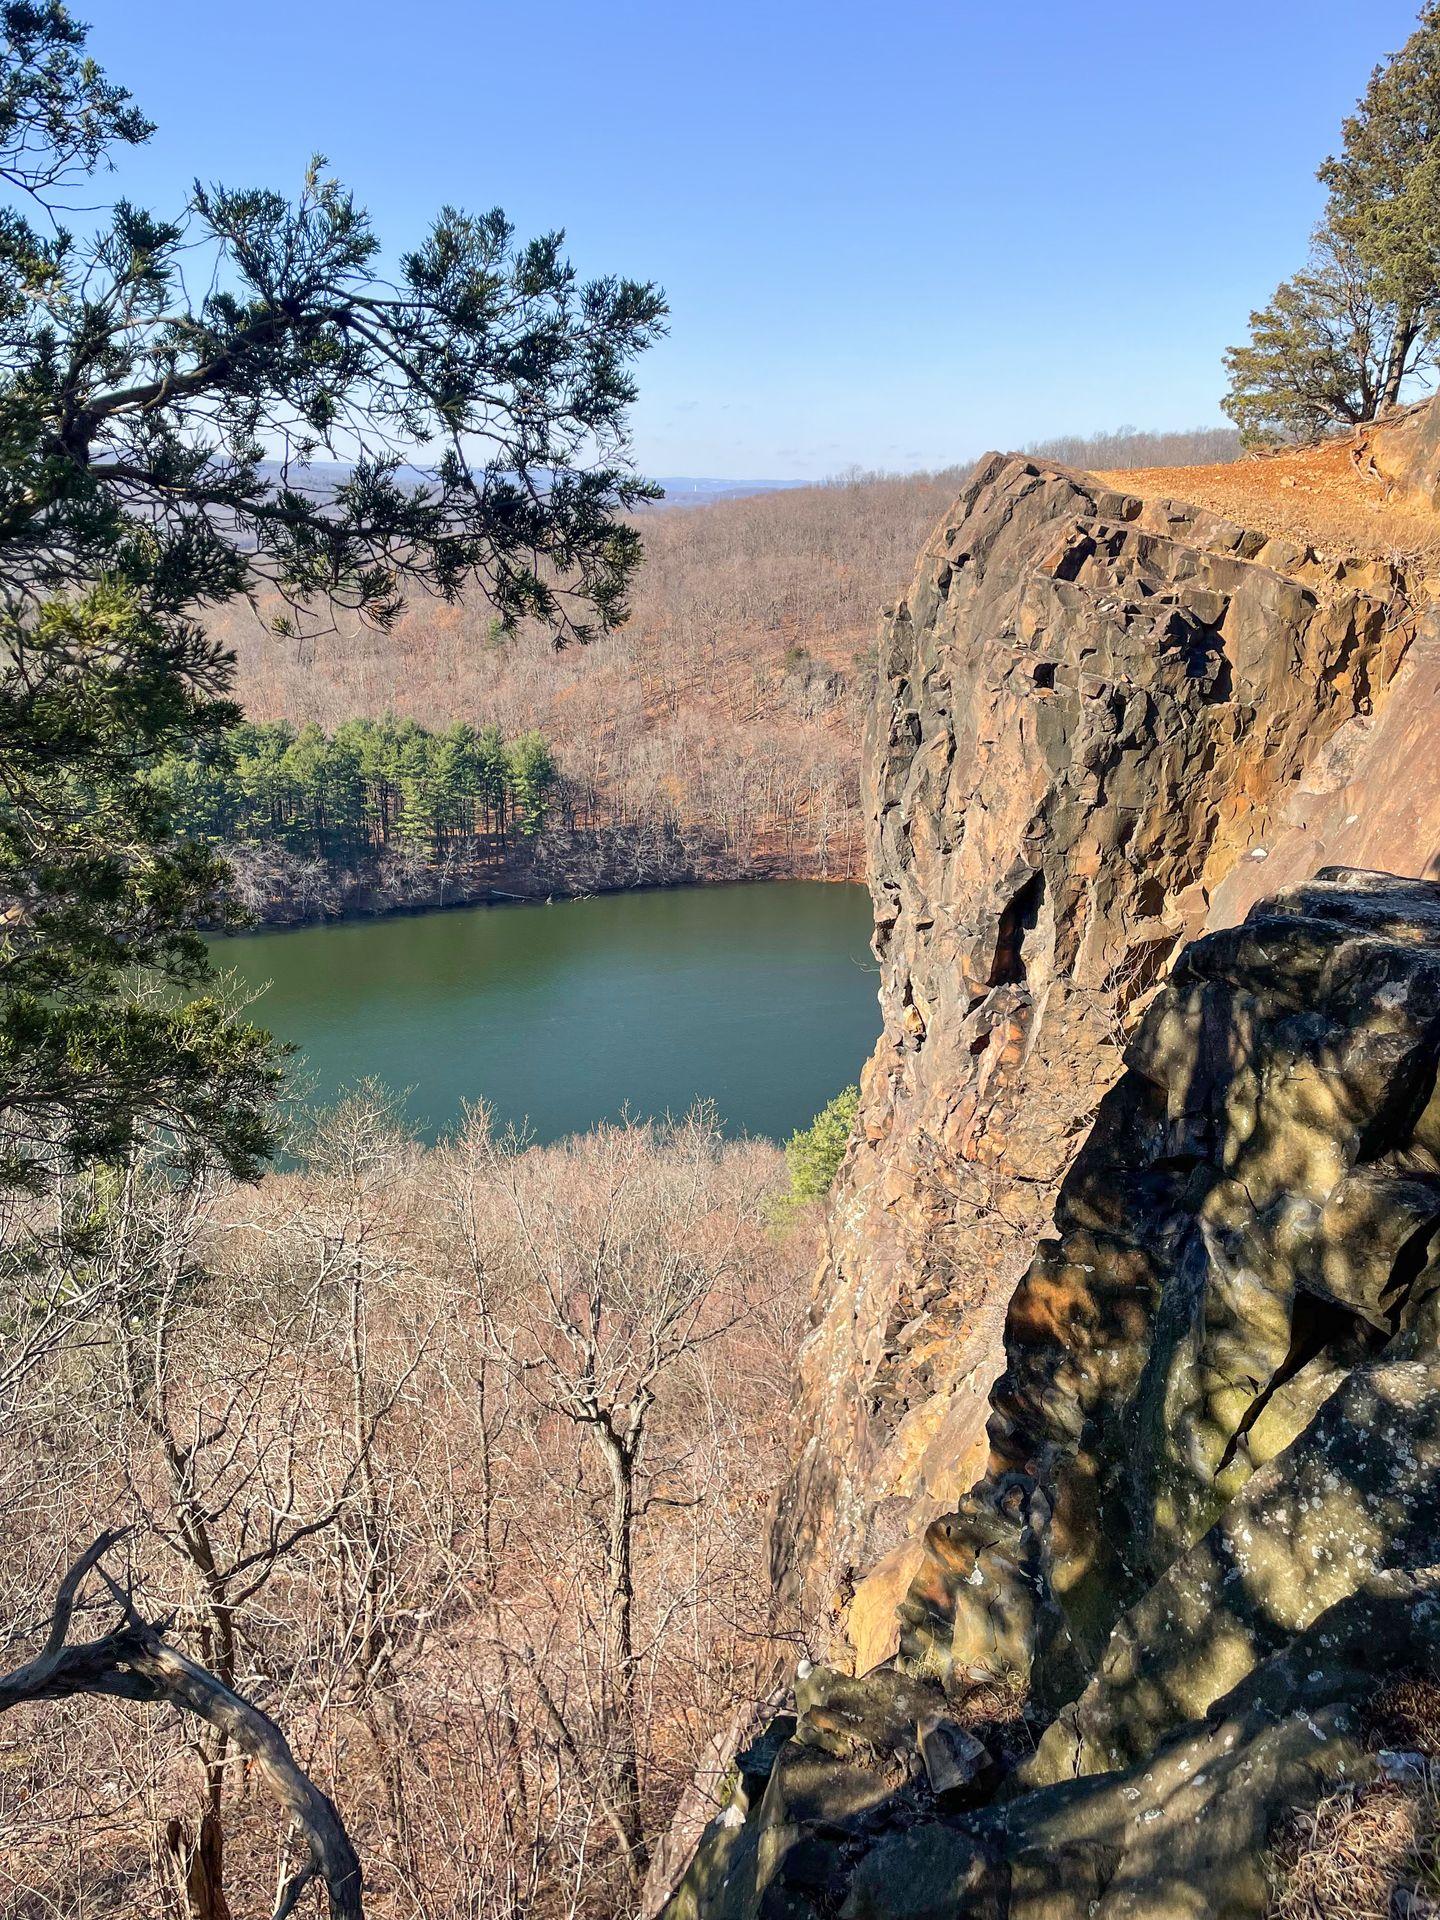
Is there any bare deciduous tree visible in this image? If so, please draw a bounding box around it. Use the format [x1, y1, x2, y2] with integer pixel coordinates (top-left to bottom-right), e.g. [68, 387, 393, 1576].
[0, 1101, 811, 1920]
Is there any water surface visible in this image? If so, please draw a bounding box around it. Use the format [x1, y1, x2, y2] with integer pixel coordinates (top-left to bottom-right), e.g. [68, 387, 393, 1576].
[212, 881, 878, 1142]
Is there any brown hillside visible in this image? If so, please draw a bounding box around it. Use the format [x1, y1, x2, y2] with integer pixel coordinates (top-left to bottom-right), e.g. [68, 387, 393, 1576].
[216, 430, 1440, 893]
[217, 470, 970, 882]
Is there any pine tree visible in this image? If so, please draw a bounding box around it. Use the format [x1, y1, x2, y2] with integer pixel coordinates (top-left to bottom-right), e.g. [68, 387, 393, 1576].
[0, 4, 664, 1184]
[1222, 224, 1397, 443]
[506, 731, 558, 836]
[393, 723, 439, 856]
[433, 723, 481, 847]
[1319, 1, 1440, 408]
[1224, 5, 1440, 441]
[476, 724, 511, 842]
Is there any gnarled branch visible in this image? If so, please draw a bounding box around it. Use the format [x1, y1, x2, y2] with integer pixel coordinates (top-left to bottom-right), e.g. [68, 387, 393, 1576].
[0, 1535, 363, 1920]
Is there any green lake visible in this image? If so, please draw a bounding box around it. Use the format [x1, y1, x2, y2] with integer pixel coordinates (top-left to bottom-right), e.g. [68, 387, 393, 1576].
[211, 881, 879, 1143]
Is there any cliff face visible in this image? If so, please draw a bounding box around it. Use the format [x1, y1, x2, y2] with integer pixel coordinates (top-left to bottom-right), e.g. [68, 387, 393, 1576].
[775, 450, 1432, 1663]
[665, 872, 1440, 1920]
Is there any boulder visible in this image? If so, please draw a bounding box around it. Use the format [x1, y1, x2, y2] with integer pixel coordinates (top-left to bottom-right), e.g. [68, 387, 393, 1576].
[1358, 397, 1440, 511]
[895, 873, 1440, 1712]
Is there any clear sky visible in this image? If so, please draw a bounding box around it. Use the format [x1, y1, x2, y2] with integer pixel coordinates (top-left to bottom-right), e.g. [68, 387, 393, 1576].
[82, 0, 1423, 480]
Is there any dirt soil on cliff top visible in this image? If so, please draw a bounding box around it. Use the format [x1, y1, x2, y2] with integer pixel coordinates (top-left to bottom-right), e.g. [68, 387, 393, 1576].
[1095, 438, 1440, 572]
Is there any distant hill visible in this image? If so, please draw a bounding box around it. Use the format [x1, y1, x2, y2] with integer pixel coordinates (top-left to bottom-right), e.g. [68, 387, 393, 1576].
[216, 466, 972, 889]
[253, 459, 803, 511]
[218, 435, 1245, 893]
[649, 477, 807, 507]
[250, 430, 1240, 514]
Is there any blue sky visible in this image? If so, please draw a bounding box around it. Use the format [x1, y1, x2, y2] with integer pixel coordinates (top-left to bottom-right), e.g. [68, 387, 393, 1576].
[84, 0, 1421, 479]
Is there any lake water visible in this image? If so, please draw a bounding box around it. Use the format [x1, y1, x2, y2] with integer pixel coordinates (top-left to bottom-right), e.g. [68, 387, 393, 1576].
[211, 881, 879, 1143]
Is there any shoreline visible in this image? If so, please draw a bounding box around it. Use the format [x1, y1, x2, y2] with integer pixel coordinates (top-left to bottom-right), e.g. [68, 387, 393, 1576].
[208, 858, 865, 939]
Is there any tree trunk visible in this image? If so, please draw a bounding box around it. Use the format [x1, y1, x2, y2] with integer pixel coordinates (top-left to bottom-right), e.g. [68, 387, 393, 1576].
[1382, 310, 1419, 411]
[344, 1254, 417, 1883]
[168, 1483, 237, 1920]
[597, 1419, 650, 1884]
[161, 1814, 232, 1920]
[2, 1536, 364, 1920]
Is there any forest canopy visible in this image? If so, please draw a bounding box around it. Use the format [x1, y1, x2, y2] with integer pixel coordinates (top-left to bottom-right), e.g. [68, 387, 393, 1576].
[158, 716, 559, 863]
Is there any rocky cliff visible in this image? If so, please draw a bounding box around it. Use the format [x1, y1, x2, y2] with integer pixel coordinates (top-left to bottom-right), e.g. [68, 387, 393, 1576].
[775, 449, 1436, 1671]
[664, 870, 1440, 1919]
[648, 430, 1440, 1920]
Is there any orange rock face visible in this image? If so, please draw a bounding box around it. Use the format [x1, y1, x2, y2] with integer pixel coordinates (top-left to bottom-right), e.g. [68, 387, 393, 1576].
[772, 448, 1435, 1653]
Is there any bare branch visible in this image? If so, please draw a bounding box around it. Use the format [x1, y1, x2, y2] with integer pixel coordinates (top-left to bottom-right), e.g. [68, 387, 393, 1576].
[0, 1537, 365, 1920]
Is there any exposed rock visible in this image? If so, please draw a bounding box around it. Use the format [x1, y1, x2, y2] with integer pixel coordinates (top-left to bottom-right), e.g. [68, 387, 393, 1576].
[776, 451, 1426, 1647]
[1024, 1358, 1440, 1785]
[1359, 397, 1440, 512]
[915, 1714, 989, 1800]
[1207, 606, 1440, 928]
[900, 871, 1440, 1710]
[663, 873, 1440, 1920]
[667, 1571, 1440, 1920]
[655, 422, 1440, 1916]
[640, 1693, 792, 1919]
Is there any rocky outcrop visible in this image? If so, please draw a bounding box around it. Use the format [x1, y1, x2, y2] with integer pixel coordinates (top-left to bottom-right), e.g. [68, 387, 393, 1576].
[1358, 395, 1440, 512]
[1203, 610, 1440, 927]
[664, 872, 1440, 1920]
[902, 870, 1440, 1704]
[775, 451, 1430, 1657]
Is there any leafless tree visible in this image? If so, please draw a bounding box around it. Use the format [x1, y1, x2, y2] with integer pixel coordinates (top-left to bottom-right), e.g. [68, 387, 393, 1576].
[0, 1102, 812, 1919]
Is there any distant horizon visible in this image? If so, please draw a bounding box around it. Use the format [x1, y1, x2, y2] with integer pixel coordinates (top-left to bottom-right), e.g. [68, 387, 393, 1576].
[256, 421, 1241, 498]
[85, 0, 1420, 480]
[647, 420, 1244, 488]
